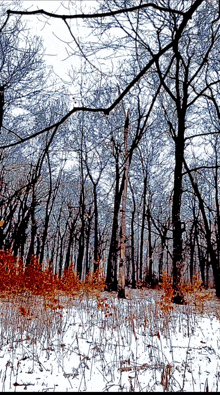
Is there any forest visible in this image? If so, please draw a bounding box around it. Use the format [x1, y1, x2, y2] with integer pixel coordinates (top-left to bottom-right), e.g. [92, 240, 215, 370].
[0, 0, 220, 305]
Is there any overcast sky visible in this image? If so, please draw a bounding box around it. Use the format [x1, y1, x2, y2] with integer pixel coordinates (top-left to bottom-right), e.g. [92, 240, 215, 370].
[19, 1, 97, 83]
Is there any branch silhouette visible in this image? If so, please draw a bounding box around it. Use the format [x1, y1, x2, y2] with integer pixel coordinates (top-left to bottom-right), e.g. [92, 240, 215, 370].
[5, 3, 184, 21]
[0, 0, 204, 149]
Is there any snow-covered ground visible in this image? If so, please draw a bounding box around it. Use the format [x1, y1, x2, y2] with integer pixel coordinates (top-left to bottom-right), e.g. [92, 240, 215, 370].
[0, 290, 220, 392]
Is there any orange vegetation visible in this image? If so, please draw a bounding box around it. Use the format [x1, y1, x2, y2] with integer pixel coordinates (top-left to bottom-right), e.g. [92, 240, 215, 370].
[0, 250, 105, 303]
[158, 270, 211, 314]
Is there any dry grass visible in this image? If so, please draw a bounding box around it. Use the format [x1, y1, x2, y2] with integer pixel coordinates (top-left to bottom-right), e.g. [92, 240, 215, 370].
[0, 250, 105, 311]
[0, 251, 219, 391]
[0, 283, 218, 390]
[0, 250, 217, 333]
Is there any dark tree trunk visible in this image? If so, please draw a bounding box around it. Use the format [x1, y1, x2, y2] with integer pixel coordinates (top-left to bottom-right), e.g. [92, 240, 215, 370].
[58, 234, 64, 278]
[26, 186, 37, 266]
[18, 214, 30, 261]
[196, 234, 206, 286]
[39, 157, 61, 266]
[77, 187, 85, 280]
[85, 207, 92, 275]
[184, 158, 220, 297]
[106, 144, 121, 291]
[214, 152, 220, 268]
[64, 212, 78, 271]
[147, 201, 153, 286]
[39, 214, 50, 266]
[189, 223, 195, 283]
[158, 227, 168, 283]
[85, 223, 90, 276]
[12, 193, 30, 261]
[189, 204, 198, 283]
[93, 184, 99, 273]
[118, 109, 130, 299]
[131, 206, 136, 289]
[172, 117, 185, 304]
[140, 175, 147, 281]
[0, 200, 18, 250]
[0, 86, 4, 130]
[129, 179, 136, 289]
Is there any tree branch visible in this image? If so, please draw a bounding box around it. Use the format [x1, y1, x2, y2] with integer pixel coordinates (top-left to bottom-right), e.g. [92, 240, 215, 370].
[6, 4, 184, 21]
[0, 106, 105, 149]
[182, 165, 220, 176]
[0, 0, 204, 148]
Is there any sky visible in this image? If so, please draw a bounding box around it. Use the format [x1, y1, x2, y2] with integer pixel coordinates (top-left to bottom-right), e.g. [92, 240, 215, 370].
[18, 1, 98, 84]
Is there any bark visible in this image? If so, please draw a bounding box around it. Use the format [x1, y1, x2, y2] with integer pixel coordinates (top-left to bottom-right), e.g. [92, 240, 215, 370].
[158, 227, 168, 283]
[26, 185, 37, 266]
[64, 211, 79, 271]
[0, 86, 4, 130]
[147, 201, 153, 286]
[39, 158, 61, 266]
[106, 143, 121, 291]
[172, 119, 185, 304]
[0, 199, 18, 250]
[189, 224, 195, 283]
[77, 185, 85, 280]
[58, 233, 64, 278]
[131, 195, 136, 289]
[93, 184, 99, 273]
[12, 191, 31, 260]
[39, 213, 49, 266]
[140, 174, 147, 281]
[118, 109, 130, 298]
[85, 207, 92, 275]
[85, 159, 101, 274]
[184, 158, 220, 297]
[214, 149, 220, 266]
[196, 232, 206, 286]
[189, 204, 198, 283]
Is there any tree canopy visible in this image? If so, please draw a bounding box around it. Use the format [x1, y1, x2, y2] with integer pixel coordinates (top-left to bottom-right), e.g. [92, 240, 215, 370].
[0, 0, 220, 301]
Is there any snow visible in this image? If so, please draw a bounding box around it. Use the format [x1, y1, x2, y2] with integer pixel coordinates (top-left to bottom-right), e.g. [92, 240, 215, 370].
[0, 291, 220, 392]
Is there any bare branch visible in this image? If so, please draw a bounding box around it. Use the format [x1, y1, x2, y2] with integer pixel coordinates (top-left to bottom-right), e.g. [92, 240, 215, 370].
[0, 106, 105, 149]
[184, 131, 220, 141]
[0, 0, 204, 148]
[0, 12, 10, 33]
[182, 165, 220, 176]
[6, 4, 184, 21]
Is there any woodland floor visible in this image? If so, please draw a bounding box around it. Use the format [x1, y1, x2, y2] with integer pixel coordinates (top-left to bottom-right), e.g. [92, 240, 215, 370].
[0, 285, 219, 391]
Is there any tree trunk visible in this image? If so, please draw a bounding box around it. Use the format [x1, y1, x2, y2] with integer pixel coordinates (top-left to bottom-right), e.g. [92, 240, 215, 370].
[93, 184, 99, 273]
[118, 109, 130, 299]
[131, 198, 136, 289]
[189, 223, 195, 283]
[189, 204, 198, 283]
[172, 117, 185, 304]
[0, 86, 4, 130]
[64, 212, 78, 271]
[58, 233, 64, 278]
[196, 233, 206, 286]
[159, 227, 168, 283]
[26, 186, 37, 266]
[140, 174, 147, 281]
[214, 149, 220, 268]
[106, 144, 121, 291]
[85, 207, 92, 275]
[184, 158, 220, 297]
[147, 201, 153, 286]
[77, 186, 85, 280]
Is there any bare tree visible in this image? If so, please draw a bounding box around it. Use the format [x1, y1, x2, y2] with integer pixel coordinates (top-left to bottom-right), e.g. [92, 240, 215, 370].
[1, 0, 220, 298]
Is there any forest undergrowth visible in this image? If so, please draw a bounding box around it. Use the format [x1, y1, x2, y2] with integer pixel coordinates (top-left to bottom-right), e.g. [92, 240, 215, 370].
[0, 250, 219, 391]
[0, 250, 105, 309]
